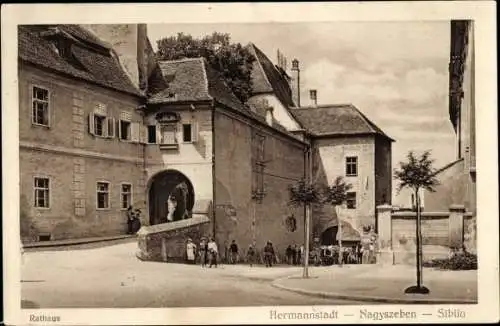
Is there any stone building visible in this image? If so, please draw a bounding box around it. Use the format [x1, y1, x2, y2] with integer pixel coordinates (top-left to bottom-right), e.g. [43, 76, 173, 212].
[423, 20, 476, 214]
[18, 24, 393, 259]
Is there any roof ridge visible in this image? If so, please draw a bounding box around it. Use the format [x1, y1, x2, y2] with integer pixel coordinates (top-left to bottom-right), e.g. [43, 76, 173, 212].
[158, 57, 205, 64]
[199, 57, 214, 101]
[293, 103, 354, 110]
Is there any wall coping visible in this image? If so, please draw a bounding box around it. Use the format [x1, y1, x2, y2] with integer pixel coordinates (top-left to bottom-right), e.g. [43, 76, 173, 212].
[376, 204, 392, 212]
[137, 215, 210, 236]
[392, 211, 450, 219]
[449, 204, 466, 212]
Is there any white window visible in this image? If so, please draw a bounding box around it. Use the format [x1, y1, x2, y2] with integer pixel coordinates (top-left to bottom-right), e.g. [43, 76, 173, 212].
[32, 86, 50, 126]
[346, 156, 358, 177]
[160, 124, 177, 145]
[119, 120, 131, 141]
[34, 177, 50, 208]
[96, 182, 110, 209]
[121, 183, 132, 210]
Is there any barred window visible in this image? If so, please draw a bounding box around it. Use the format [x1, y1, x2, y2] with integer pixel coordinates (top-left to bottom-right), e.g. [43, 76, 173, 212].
[96, 182, 110, 209]
[32, 86, 49, 126]
[34, 177, 50, 208]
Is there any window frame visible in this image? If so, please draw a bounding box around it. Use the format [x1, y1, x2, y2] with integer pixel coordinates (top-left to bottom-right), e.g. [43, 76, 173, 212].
[346, 192, 357, 209]
[33, 175, 51, 209]
[120, 183, 133, 210]
[159, 123, 178, 148]
[147, 125, 157, 144]
[96, 181, 111, 210]
[345, 156, 358, 177]
[182, 123, 193, 143]
[93, 114, 107, 138]
[119, 119, 132, 141]
[31, 85, 51, 127]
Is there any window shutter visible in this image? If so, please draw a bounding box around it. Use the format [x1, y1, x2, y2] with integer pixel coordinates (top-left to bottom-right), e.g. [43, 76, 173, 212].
[107, 118, 115, 138]
[156, 125, 162, 143]
[192, 122, 199, 142]
[88, 112, 95, 135]
[103, 115, 109, 137]
[131, 122, 140, 143]
[140, 125, 147, 144]
[118, 120, 122, 139]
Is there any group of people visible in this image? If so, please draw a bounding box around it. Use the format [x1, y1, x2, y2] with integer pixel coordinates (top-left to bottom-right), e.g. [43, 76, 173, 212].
[186, 237, 219, 267]
[126, 206, 142, 234]
[285, 244, 305, 265]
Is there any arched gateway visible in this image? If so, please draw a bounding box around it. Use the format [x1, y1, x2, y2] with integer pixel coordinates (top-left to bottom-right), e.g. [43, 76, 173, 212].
[148, 170, 195, 225]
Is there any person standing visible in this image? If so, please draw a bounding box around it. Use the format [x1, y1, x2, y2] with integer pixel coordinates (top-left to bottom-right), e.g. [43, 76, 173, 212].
[292, 244, 298, 265]
[247, 244, 256, 267]
[229, 240, 239, 264]
[208, 238, 218, 268]
[186, 238, 196, 264]
[285, 245, 293, 265]
[299, 244, 304, 265]
[199, 237, 208, 267]
[360, 227, 372, 264]
[264, 241, 275, 267]
[126, 206, 135, 234]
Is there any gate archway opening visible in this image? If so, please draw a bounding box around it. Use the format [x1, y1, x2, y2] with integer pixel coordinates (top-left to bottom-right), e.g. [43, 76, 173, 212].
[148, 170, 195, 226]
[321, 226, 339, 246]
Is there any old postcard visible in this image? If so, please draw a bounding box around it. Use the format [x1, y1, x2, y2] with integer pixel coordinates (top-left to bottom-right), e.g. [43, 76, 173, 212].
[2, 2, 498, 325]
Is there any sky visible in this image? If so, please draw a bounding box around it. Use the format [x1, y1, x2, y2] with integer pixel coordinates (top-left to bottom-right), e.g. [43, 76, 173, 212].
[148, 22, 455, 204]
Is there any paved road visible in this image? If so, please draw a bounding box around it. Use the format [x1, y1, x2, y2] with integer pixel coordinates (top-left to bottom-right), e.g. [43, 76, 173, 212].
[21, 242, 362, 308]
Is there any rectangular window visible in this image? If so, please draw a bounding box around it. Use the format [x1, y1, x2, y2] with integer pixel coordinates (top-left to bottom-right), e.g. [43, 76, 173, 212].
[346, 156, 358, 177]
[94, 114, 106, 137]
[96, 182, 110, 209]
[147, 125, 157, 143]
[161, 124, 177, 145]
[34, 177, 50, 208]
[346, 192, 357, 209]
[121, 183, 132, 209]
[182, 124, 192, 142]
[32, 86, 49, 126]
[119, 120, 131, 141]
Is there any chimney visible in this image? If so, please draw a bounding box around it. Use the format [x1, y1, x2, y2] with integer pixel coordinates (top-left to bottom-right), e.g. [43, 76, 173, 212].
[309, 89, 318, 106]
[265, 105, 274, 126]
[291, 59, 300, 107]
[82, 24, 150, 91]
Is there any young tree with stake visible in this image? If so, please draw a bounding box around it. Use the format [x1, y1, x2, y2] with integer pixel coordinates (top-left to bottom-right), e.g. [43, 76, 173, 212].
[288, 178, 321, 278]
[394, 150, 439, 294]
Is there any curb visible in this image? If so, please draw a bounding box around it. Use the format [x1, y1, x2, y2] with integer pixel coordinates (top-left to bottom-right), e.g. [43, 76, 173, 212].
[271, 277, 477, 304]
[23, 235, 136, 249]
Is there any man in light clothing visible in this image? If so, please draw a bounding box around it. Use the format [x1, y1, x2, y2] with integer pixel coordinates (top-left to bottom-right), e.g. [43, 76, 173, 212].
[208, 238, 218, 268]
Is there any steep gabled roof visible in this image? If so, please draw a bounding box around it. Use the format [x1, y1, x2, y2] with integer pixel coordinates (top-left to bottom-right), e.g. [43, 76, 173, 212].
[18, 25, 142, 97]
[291, 104, 394, 141]
[247, 43, 295, 108]
[148, 57, 299, 139]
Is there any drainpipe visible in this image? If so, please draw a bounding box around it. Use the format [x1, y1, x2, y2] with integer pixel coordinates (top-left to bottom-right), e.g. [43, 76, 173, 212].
[211, 99, 217, 239]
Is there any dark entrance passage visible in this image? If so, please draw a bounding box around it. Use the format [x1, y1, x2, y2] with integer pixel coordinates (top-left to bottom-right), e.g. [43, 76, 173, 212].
[148, 170, 195, 225]
[321, 226, 338, 246]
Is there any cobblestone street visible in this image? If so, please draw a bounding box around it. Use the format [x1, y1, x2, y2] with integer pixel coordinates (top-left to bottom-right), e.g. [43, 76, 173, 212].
[21, 241, 362, 308]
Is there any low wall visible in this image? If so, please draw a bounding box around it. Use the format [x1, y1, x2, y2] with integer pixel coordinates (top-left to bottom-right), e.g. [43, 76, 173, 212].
[377, 204, 476, 265]
[136, 214, 212, 263]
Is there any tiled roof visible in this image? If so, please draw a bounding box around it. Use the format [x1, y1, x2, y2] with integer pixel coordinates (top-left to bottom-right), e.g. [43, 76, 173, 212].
[18, 25, 142, 97]
[247, 43, 296, 108]
[292, 104, 394, 141]
[149, 57, 298, 138]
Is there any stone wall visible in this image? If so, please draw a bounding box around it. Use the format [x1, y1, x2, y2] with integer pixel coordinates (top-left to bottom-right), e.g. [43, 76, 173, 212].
[213, 108, 306, 257]
[376, 205, 476, 265]
[136, 214, 212, 262]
